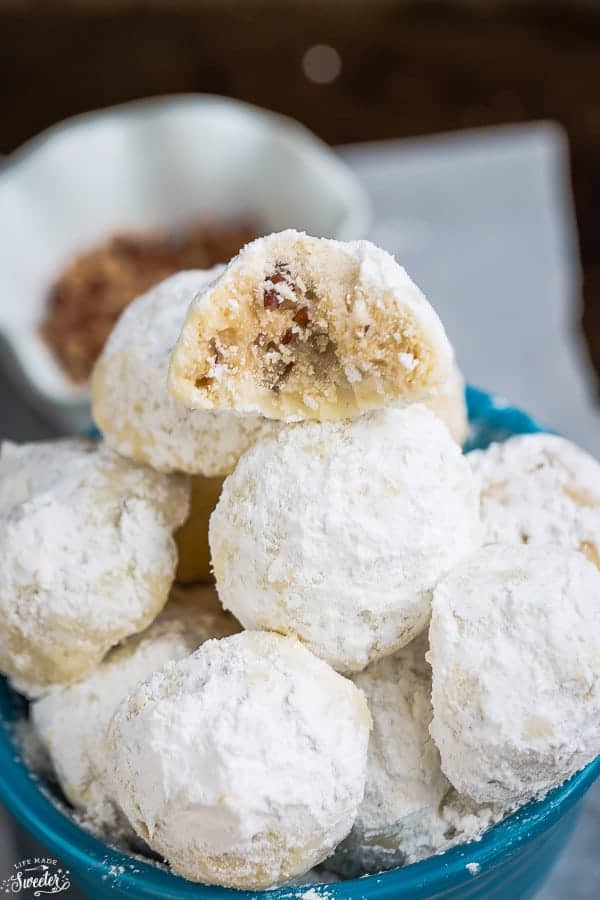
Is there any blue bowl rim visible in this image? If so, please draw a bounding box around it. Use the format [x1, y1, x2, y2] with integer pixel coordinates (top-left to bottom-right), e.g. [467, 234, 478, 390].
[0, 385, 598, 899]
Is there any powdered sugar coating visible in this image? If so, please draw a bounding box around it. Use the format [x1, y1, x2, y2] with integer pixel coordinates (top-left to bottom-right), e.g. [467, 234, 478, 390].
[0, 439, 189, 696]
[169, 230, 453, 422]
[329, 635, 505, 876]
[469, 433, 600, 567]
[91, 269, 278, 476]
[429, 543, 600, 805]
[106, 631, 371, 889]
[425, 363, 468, 445]
[330, 635, 448, 874]
[31, 585, 239, 833]
[210, 405, 481, 673]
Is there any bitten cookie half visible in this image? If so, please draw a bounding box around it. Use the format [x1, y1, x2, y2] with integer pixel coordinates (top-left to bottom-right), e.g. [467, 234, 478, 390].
[169, 230, 453, 421]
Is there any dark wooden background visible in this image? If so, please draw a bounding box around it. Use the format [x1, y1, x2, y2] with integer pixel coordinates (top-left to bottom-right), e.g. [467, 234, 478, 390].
[2, 0, 600, 384]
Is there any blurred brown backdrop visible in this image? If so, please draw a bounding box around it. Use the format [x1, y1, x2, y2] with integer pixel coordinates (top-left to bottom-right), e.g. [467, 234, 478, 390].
[2, 0, 600, 380]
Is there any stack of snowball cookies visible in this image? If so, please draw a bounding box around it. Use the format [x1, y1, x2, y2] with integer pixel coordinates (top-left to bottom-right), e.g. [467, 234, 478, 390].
[2, 230, 600, 890]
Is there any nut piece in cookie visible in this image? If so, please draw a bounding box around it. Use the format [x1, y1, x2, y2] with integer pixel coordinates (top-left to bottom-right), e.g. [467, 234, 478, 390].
[210, 405, 481, 673]
[169, 230, 453, 421]
[429, 543, 600, 805]
[106, 631, 371, 890]
[0, 439, 189, 696]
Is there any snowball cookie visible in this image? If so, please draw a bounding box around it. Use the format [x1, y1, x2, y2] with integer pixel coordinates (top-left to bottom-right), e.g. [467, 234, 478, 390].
[169, 230, 453, 422]
[470, 433, 600, 568]
[106, 631, 371, 889]
[330, 635, 449, 874]
[425, 363, 468, 445]
[91, 268, 277, 477]
[0, 439, 189, 696]
[210, 405, 481, 673]
[32, 584, 239, 833]
[429, 543, 600, 805]
[329, 635, 504, 876]
[175, 475, 223, 583]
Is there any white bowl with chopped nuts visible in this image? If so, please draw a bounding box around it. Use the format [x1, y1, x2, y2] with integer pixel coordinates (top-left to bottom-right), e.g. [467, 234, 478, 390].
[0, 94, 370, 432]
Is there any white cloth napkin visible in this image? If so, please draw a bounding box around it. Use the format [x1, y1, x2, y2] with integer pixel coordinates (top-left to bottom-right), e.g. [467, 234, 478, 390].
[341, 123, 600, 454]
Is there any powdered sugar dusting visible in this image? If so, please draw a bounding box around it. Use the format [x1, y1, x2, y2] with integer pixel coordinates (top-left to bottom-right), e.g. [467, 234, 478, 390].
[92, 269, 279, 476]
[0, 439, 189, 696]
[430, 543, 600, 804]
[329, 634, 505, 876]
[106, 631, 371, 889]
[469, 433, 600, 565]
[31, 585, 239, 830]
[211, 405, 481, 672]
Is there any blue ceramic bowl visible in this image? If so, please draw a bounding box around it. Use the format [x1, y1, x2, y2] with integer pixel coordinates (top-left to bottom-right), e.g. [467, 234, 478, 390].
[1, 386, 598, 900]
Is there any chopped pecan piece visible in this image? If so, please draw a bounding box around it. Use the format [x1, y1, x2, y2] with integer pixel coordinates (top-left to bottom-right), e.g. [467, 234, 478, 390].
[263, 262, 294, 309]
[263, 289, 282, 309]
[293, 307, 310, 328]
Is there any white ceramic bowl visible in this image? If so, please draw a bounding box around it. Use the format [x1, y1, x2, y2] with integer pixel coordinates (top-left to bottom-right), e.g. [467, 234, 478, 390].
[0, 94, 370, 432]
